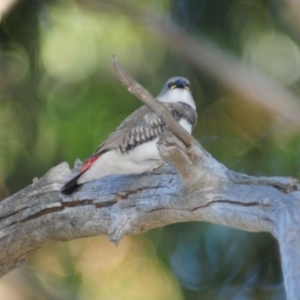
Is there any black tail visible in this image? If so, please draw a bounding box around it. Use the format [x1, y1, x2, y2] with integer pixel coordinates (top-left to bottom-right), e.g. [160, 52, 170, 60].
[61, 173, 84, 195]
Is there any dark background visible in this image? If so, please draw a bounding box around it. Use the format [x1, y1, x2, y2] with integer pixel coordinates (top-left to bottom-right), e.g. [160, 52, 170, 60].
[0, 0, 299, 299]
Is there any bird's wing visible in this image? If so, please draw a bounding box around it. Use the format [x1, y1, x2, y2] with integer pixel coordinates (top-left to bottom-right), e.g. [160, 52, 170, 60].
[80, 102, 197, 172]
[94, 105, 154, 154]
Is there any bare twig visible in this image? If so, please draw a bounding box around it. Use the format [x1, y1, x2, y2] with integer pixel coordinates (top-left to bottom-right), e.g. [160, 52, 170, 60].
[111, 56, 216, 189]
[111, 55, 192, 147]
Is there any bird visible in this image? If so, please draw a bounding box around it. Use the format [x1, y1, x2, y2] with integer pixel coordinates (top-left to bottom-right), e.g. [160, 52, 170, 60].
[61, 76, 197, 195]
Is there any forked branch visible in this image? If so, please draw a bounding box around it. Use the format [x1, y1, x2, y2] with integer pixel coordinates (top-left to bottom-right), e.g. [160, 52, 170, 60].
[0, 58, 299, 300]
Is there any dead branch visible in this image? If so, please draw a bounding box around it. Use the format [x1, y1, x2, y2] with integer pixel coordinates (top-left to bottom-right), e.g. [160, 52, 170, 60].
[0, 58, 300, 300]
[111, 55, 192, 147]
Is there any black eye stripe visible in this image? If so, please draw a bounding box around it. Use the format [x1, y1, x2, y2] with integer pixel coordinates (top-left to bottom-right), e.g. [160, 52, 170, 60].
[167, 81, 190, 89]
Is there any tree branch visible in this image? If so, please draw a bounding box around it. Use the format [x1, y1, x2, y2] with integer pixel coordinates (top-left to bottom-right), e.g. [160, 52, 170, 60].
[111, 55, 192, 147]
[1, 159, 299, 297]
[1, 58, 300, 299]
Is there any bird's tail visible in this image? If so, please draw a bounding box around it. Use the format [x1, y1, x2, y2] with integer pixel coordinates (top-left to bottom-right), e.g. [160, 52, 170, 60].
[61, 153, 101, 195]
[61, 172, 85, 195]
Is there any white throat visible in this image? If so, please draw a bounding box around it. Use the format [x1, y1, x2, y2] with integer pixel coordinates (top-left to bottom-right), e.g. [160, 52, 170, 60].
[157, 89, 196, 109]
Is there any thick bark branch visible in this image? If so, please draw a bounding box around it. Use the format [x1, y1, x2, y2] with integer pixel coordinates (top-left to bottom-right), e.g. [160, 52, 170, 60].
[1, 59, 300, 300]
[1, 145, 299, 298]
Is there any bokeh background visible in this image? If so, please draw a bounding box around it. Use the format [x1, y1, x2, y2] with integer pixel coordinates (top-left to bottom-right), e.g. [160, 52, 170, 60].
[1, 0, 300, 299]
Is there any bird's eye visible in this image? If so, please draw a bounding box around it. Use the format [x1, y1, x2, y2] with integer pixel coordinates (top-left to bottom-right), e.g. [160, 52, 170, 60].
[184, 83, 190, 91]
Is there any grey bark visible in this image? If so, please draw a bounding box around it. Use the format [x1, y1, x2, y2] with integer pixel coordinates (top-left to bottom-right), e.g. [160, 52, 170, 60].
[0, 58, 299, 299]
[0, 132, 299, 299]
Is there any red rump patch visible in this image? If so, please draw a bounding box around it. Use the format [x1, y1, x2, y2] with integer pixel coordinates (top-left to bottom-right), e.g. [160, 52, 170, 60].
[80, 154, 101, 172]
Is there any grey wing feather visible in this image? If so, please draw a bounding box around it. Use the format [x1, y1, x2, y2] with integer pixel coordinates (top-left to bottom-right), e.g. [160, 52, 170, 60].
[92, 102, 197, 155]
[94, 105, 157, 154]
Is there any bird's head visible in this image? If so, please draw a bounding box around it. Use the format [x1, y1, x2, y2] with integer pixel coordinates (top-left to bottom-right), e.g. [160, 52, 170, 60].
[157, 76, 196, 109]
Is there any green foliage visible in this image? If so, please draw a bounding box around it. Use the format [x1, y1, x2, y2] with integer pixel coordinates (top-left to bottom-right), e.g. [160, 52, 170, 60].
[1, 0, 299, 298]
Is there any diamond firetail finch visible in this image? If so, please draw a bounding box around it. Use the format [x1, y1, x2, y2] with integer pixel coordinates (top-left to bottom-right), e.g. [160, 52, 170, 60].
[61, 77, 197, 195]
